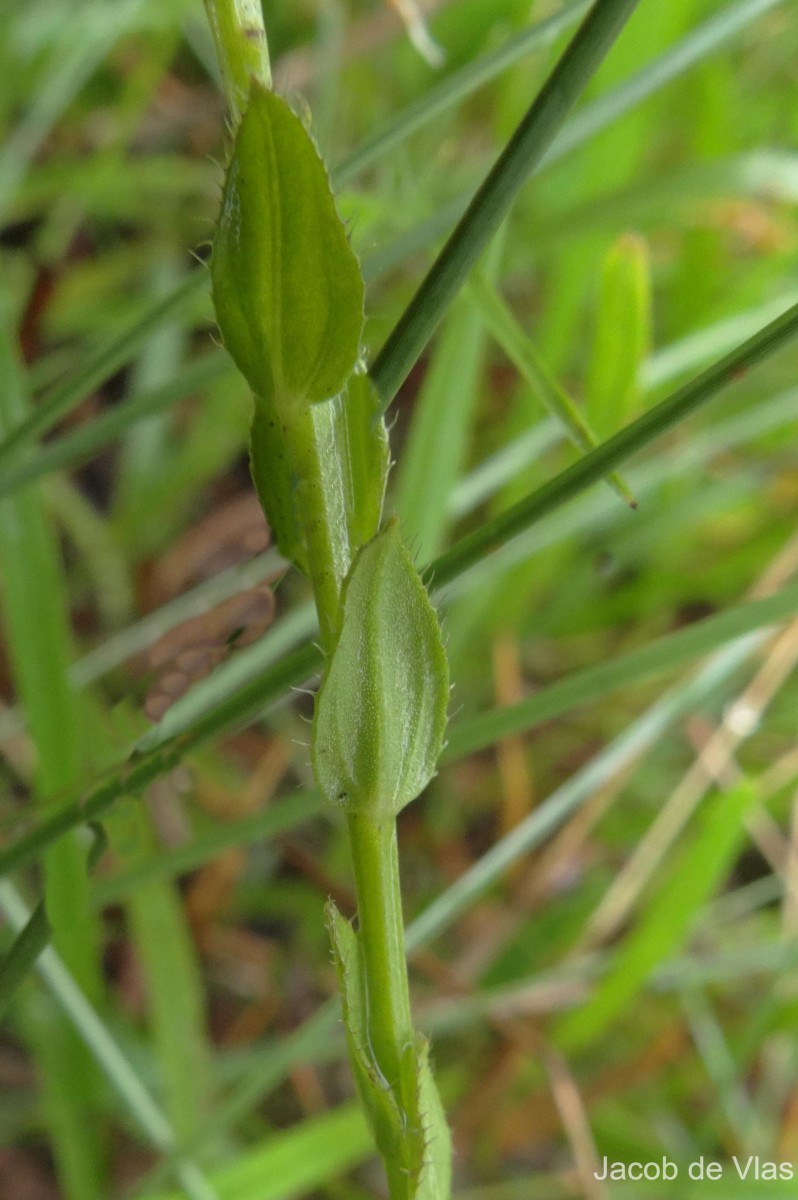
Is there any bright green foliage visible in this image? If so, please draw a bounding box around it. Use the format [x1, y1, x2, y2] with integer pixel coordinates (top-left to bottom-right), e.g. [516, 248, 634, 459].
[151, 1100, 372, 1200]
[213, 85, 386, 598]
[212, 84, 364, 407]
[312, 521, 448, 819]
[123, 822, 213, 1142]
[333, 373, 390, 552]
[554, 778, 759, 1053]
[395, 291, 492, 564]
[585, 232, 652, 438]
[467, 272, 636, 506]
[326, 902, 451, 1200]
[248, 404, 310, 574]
[0, 296, 106, 1200]
[8, 0, 798, 1196]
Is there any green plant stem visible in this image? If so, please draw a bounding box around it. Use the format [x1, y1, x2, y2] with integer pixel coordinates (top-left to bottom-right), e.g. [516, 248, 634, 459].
[283, 400, 349, 647]
[203, 0, 271, 117]
[369, 0, 643, 410]
[346, 813, 414, 1098]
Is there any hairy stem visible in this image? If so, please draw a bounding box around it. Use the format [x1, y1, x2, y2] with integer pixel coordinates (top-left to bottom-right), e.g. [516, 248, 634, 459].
[282, 400, 350, 648]
[203, 0, 271, 117]
[346, 813, 415, 1097]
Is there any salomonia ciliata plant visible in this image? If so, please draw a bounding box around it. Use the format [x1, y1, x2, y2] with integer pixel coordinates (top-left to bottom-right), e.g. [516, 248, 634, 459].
[202, 0, 648, 1193]
[205, 4, 452, 1192]
[3, 0, 798, 1197]
[201, 0, 794, 1194]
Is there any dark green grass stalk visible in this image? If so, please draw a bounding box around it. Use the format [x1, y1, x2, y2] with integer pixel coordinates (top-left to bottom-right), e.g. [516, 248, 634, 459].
[369, 0, 643, 408]
[0, 295, 106, 1197]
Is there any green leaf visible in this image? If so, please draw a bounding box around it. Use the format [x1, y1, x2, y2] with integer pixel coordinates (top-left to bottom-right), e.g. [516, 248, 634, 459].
[0, 901, 50, 1020]
[312, 521, 448, 819]
[412, 1035, 452, 1200]
[149, 1100, 372, 1200]
[467, 273, 636, 507]
[122, 809, 213, 1141]
[326, 902, 408, 1164]
[586, 232, 651, 437]
[326, 901, 451, 1200]
[249, 399, 310, 573]
[334, 373, 390, 552]
[395, 284, 493, 565]
[553, 779, 759, 1053]
[212, 84, 364, 407]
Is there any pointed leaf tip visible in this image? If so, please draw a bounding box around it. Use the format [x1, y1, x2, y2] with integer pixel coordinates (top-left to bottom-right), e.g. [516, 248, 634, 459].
[312, 521, 448, 819]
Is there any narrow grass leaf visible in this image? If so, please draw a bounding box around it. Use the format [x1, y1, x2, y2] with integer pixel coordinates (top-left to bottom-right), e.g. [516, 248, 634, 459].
[395, 290, 492, 563]
[92, 792, 324, 906]
[406, 636, 766, 952]
[0, 271, 206, 473]
[539, 0, 788, 173]
[444, 579, 798, 761]
[0, 882, 220, 1200]
[553, 779, 759, 1052]
[148, 1103, 371, 1200]
[0, 0, 147, 221]
[124, 823, 213, 1141]
[467, 273, 635, 505]
[0, 900, 50, 1019]
[585, 233, 651, 436]
[334, 0, 592, 185]
[0, 292, 105, 1199]
[431, 298, 798, 589]
[369, 0, 644, 408]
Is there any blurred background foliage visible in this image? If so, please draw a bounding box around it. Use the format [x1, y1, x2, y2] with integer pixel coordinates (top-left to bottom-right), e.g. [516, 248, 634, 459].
[2, 0, 798, 1197]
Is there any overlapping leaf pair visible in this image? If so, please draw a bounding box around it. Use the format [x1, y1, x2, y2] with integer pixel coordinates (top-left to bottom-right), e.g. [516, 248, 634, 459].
[211, 83, 451, 1197]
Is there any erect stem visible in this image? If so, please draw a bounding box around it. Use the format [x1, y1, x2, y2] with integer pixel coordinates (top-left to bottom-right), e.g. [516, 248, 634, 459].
[203, 0, 271, 118]
[281, 399, 351, 649]
[346, 813, 415, 1102]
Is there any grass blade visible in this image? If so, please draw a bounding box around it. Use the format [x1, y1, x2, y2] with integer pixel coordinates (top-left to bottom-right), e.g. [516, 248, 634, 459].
[124, 836, 214, 1141]
[369, 0, 644, 409]
[539, 0, 787, 173]
[146, 1103, 371, 1200]
[431, 298, 798, 589]
[467, 273, 635, 505]
[0, 290, 105, 1198]
[553, 780, 759, 1052]
[0, 900, 50, 1019]
[444, 579, 798, 761]
[93, 792, 324, 906]
[333, 0, 592, 185]
[405, 635, 765, 952]
[585, 233, 651, 436]
[394, 237, 501, 562]
[0, 881, 220, 1200]
[0, 352, 231, 503]
[0, 270, 206, 473]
